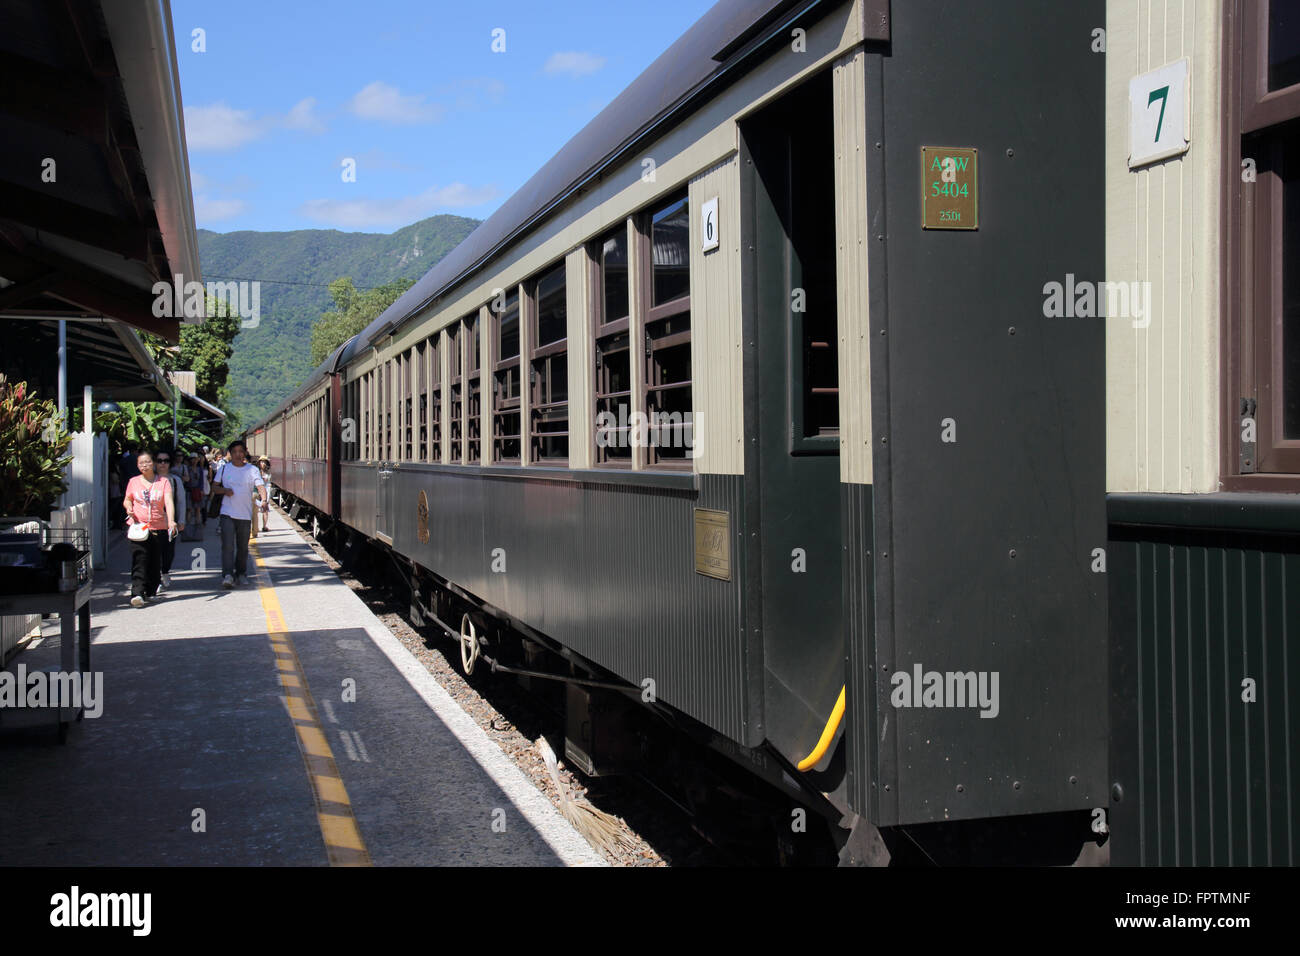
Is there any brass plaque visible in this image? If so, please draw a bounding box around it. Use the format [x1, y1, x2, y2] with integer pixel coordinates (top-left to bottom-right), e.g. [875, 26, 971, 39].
[694, 508, 731, 581]
[921, 146, 978, 230]
[417, 489, 430, 544]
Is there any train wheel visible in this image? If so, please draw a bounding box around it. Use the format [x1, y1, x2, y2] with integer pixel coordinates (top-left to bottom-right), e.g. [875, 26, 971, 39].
[459, 613, 480, 675]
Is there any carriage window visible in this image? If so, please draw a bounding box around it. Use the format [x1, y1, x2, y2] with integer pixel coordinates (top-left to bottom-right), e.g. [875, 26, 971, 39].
[493, 290, 522, 463]
[428, 336, 441, 462]
[466, 315, 482, 464]
[645, 193, 692, 467]
[652, 197, 690, 306]
[595, 227, 631, 465]
[602, 227, 629, 327]
[416, 343, 427, 461]
[405, 349, 415, 461]
[381, 362, 388, 460]
[530, 264, 568, 463]
[351, 379, 361, 461]
[1235, 3, 1300, 475]
[449, 323, 463, 462]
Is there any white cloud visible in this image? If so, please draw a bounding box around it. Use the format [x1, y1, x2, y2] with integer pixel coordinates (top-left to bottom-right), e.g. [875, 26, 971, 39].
[193, 196, 248, 223]
[347, 81, 444, 124]
[184, 103, 262, 151]
[298, 184, 499, 229]
[543, 51, 606, 77]
[284, 97, 326, 133]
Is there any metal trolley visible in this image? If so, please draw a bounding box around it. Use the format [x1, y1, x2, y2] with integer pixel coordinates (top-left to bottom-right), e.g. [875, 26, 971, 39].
[0, 518, 94, 742]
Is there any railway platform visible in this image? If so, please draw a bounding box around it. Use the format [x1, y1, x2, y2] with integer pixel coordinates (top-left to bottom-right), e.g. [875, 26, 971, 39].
[0, 508, 603, 867]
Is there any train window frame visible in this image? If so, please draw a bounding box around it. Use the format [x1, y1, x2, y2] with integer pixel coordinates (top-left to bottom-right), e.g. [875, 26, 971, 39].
[406, 347, 416, 461]
[1224, 0, 1300, 484]
[465, 314, 482, 464]
[593, 226, 633, 467]
[492, 288, 523, 464]
[347, 377, 360, 462]
[427, 335, 441, 462]
[375, 362, 383, 461]
[528, 262, 569, 465]
[416, 342, 427, 462]
[638, 191, 694, 471]
[448, 322, 464, 463]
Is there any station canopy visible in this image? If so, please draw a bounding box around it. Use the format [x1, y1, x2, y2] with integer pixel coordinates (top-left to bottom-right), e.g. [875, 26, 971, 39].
[0, 0, 201, 403]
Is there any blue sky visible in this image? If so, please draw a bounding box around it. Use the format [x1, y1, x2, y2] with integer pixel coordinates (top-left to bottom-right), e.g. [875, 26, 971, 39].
[172, 0, 715, 234]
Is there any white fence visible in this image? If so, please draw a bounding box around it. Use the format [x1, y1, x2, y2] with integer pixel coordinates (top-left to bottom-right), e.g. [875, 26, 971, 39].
[60, 431, 108, 568]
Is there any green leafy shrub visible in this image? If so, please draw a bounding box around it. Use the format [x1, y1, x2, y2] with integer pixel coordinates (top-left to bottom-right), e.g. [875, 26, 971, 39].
[68, 401, 211, 457]
[0, 375, 73, 519]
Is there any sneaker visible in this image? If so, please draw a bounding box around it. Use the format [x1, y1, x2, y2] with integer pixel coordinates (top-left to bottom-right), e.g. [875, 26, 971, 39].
[161, 573, 171, 589]
[130, 595, 144, 608]
[222, 575, 234, 589]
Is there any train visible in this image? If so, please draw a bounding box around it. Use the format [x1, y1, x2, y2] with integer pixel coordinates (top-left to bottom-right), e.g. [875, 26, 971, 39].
[249, 0, 1299, 865]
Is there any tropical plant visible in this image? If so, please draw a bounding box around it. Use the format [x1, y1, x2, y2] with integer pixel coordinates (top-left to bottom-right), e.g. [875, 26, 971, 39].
[140, 294, 242, 406]
[309, 275, 415, 367]
[0, 375, 73, 519]
[69, 401, 211, 457]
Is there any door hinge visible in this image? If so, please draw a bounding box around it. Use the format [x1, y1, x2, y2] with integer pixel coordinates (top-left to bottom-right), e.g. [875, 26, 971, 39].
[1239, 397, 1257, 474]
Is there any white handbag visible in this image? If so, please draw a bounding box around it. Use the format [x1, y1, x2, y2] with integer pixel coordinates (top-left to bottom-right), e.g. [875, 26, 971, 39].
[127, 522, 149, 542]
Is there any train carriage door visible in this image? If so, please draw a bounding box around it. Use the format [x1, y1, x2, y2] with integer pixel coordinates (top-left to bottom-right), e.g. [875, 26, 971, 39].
[740, 69, 843, 771]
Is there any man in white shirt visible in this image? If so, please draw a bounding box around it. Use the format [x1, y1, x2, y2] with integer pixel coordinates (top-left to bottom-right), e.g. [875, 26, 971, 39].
[211, 439, 267, 588]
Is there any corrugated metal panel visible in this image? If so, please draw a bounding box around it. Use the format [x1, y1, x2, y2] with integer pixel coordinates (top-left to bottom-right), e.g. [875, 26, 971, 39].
[379, 467, 753, 742]
[1104, 0, 1222, 494]
[833, 47, 872, 485]
[281, 459, 329, 513]
[689, 156, 744, 475]
[340, 463, 376, 535]
[1110, 525, 1298, 866]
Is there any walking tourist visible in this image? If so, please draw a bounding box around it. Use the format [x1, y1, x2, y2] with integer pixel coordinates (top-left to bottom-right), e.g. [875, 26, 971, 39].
[212, 440, 267, 589]
[155, 452, 185, 590]
[122, 450, 176, 607]
[258, 457, 273, 532]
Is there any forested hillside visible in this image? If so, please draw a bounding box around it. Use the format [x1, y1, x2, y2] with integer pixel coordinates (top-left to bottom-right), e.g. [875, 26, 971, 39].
[197, 214, 479, 427]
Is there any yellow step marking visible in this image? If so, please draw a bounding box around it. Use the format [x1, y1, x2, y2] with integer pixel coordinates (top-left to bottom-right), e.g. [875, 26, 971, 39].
[283, 695, 312, 722]
[251, 540, 372, 867]
[314, 773, 349, 805]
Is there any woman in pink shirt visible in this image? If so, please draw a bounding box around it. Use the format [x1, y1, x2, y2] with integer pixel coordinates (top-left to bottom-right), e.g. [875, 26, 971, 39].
[122, 450, 177, 607]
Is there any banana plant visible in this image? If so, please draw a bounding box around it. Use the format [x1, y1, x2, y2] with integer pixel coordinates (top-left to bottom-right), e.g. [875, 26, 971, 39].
[70, 401, 210, 455]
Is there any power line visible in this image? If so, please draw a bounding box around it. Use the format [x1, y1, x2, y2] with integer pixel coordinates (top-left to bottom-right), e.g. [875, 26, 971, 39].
[202, 273, 385, 290]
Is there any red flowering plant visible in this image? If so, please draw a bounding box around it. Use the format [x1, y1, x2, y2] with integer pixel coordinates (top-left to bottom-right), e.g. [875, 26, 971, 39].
[0, 374, 72, 519]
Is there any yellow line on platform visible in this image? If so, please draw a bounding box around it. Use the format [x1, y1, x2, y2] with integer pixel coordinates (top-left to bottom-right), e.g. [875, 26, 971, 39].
[250, 539, 372, 867]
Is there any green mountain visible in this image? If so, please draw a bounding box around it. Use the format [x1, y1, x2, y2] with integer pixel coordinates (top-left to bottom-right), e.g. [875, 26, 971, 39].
[196, 214, 480, 427]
